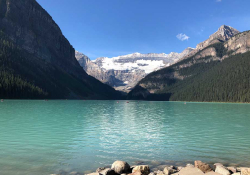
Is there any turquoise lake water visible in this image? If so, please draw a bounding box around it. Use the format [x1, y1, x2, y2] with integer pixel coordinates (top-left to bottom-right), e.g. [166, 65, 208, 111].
[0, 100, 250, 175]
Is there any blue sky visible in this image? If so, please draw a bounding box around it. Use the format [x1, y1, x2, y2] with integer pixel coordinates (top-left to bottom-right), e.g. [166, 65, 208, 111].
[37, 0, 250, 60]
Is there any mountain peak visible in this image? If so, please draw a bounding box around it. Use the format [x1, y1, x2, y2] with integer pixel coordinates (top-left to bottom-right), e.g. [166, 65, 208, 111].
[212, 25, 239, 41]
[196, 25, 239, 50]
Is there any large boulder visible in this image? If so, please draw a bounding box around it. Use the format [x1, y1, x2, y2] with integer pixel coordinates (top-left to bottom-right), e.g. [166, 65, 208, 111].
[241, 168, 250, 175]
[129, 171, 142, 175]
[186, 164, 195, 168]
[205, 172, 222, 175]
[172, 167, 204, 175]
[214, 165, 231, 175]
[227, 167, 237, 174]
[111, 161, 130, 174]
[163, 167, 177, 175]
[132, 165, 150, 175]
[98, 168, 118, 175]
[155, 170, 164, 175]
[194, 161, 212, 173]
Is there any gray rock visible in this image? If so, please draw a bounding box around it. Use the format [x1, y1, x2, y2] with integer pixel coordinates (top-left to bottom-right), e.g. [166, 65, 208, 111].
[98, 168, 118, 175]
[227, 167, 237, 173]
[97, 168, 107, 173]
[155, 170, 164, 175]
[111, 161, 130, 174]
[215, 166, 230, 175]
[163, 167, 177, 175]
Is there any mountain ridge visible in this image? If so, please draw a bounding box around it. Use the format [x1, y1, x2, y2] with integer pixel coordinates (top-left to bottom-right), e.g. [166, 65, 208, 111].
[0, 0, 121, 99]
[128, 26, 250, 102]
[76, 47, 194, 92]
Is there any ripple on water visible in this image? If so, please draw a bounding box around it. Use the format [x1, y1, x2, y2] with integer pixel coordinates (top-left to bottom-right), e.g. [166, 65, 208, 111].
[0, 101, 250, 175]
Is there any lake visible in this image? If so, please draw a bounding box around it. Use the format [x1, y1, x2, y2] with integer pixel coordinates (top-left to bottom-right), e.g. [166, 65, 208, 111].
[0, 100, 250, 175]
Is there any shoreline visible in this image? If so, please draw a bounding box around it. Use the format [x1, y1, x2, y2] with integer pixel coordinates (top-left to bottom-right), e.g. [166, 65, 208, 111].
[1, 99, 250, 104]
[51, 160, 250, 175]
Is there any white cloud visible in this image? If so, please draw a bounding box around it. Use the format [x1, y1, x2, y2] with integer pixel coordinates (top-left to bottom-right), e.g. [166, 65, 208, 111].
[176, 33, 190, 41]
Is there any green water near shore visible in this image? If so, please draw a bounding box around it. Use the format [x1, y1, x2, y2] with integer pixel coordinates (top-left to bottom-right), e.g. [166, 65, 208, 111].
[0, 100, 250, 175]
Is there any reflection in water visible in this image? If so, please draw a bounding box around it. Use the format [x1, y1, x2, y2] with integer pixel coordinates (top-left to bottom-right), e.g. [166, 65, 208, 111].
[0, 101, 250, 175]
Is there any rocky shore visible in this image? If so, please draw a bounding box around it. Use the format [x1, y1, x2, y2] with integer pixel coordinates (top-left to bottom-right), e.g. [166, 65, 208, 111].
[52, 160, 250, 175]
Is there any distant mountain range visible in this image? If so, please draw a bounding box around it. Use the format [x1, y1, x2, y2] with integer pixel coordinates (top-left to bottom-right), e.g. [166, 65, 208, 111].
[76, 25, 240, 93]
[0, 0, 121, 99]
[128, 25, 250, 102]
[76, 48, 194, 92]
[1, 0, 249, 102]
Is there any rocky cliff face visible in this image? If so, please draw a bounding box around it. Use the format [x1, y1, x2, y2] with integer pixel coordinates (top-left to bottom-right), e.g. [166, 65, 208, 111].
[224, 30, 250, 56]
[0, 0, 121, 99]
[182, 25, 239, 61]
[128, 26, 250, 102]
[76, 48, 194, 92]
[0, 0, 85, 78]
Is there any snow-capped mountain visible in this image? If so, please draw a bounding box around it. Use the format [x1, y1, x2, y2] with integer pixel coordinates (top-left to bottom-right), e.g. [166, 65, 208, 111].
[76, 48, 194, 92]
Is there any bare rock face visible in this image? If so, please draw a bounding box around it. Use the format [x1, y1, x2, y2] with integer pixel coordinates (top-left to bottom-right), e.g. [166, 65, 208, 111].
[182, 25, 239, 61]
[224, 31, 250, 56]
[0, 0, 121, 99]
[194, 161, 212, 173]
[197, 25, 239, 50]
[0, 0, 83, 78]
[111, 161, 130, 174]
[127, 25, 250, 101]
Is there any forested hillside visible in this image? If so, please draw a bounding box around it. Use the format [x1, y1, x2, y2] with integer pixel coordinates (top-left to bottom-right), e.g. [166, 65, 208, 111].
[0, 0, 121, 99]
[128, 37, 250, 102]
[0, 30, 121, 99]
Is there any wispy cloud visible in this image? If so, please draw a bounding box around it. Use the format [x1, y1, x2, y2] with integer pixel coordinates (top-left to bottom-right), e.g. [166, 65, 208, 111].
[176, 33, 190, 41]
[216, 0, 222, 2]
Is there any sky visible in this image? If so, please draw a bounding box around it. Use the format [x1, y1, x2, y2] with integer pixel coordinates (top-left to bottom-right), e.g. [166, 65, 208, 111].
[36, 0, 250, 60]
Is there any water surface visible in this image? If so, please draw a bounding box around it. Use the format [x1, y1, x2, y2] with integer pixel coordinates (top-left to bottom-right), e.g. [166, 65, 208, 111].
[0, 100, 250, 175]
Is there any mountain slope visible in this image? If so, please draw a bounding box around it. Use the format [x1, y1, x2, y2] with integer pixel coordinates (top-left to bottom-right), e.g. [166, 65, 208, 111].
[0, 0, 121, 99]
[128, 27, 250, 102]
[76, 48, 194, 92]
[181, 25, 239, 60]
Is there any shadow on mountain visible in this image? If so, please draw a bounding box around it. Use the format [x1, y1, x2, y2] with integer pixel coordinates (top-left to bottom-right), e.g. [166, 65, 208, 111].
[127, 85, 171, 101]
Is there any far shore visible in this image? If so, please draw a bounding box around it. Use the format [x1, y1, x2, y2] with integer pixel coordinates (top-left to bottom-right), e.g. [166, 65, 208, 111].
[1, 99, 250, 104]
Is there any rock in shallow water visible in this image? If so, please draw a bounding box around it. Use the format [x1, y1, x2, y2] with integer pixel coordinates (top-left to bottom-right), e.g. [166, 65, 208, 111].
[111, 161, 131, 174]
[163, 167, 177, 175]
[194, 160, 212, 173]
[132, 165, 150, 175]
